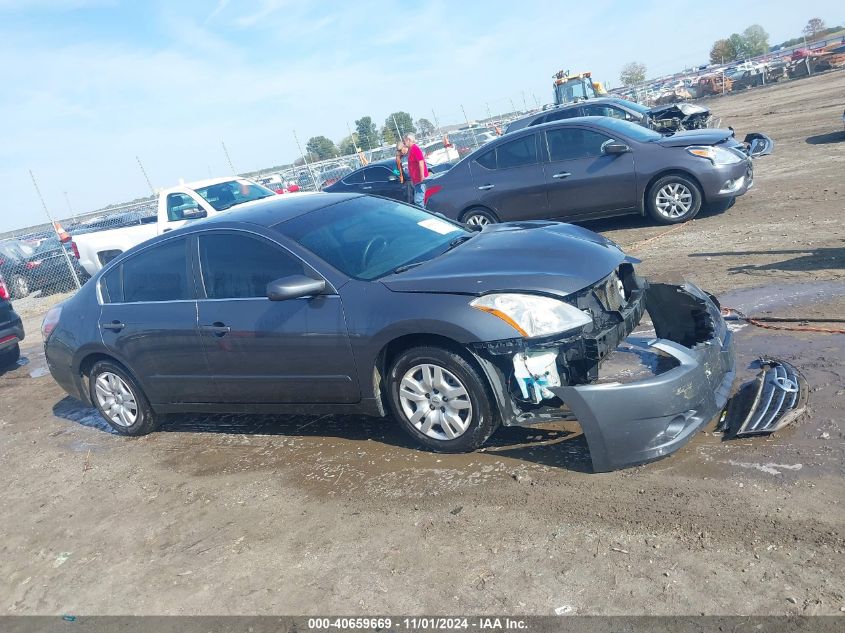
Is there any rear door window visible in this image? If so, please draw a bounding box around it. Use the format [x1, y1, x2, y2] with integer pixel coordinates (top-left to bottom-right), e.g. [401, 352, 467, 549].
[543, 108, 581, 123]
[495, 135, 538, 169]
[101, 266, 123, 303]
[198, 232, 306, 299]
[121, 238, 190, 303]
[343, 170, 365, 184]
[363, 166, 394, 183]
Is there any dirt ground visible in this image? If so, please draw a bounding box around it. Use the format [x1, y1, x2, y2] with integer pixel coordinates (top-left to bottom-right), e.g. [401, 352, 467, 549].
[1, 71, 843, 617]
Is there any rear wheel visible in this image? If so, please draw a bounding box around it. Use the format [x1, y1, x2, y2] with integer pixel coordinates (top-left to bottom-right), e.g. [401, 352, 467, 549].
[10, 274, 29, 299]
[646, 175, 702, 224]
[461, 207, 498, 228]
[387, 346, 499, 453]
[88, 360, 161, 435]
[0, 343, 20, 369]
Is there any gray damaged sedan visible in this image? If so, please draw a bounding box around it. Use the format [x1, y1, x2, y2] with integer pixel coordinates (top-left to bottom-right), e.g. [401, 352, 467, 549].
[44, 193, 735, 471]
[426, 117, 769, 227]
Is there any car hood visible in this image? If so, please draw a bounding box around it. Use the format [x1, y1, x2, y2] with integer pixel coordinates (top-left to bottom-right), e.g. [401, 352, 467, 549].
[654, 128, 734, 147]
[381, 221, 628, 297]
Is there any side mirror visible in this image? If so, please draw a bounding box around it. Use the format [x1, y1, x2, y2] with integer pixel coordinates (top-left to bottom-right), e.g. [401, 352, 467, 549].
[267, 275, 326, 301]
[182, 208, 207, 220]
[602, 141, 630, 155]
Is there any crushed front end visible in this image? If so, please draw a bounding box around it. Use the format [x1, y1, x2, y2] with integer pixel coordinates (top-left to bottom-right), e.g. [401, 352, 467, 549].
[468, 269, 735, 472]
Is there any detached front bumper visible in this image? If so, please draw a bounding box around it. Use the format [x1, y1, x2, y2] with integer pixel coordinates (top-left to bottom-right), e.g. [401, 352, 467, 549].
[550, 282, 735, 472]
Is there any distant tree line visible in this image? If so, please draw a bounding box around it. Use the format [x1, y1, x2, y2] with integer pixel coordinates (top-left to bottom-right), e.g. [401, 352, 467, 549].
[301, 112, 441, 162]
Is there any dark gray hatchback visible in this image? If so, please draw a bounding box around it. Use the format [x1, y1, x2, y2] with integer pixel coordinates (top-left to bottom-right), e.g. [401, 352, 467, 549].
[426, 116, 761, 227]
[44, 193, 735, 471]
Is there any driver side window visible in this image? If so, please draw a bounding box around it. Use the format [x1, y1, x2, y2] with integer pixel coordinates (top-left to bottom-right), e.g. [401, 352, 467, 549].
[198, 233, 306, 299]
[166, 193, 200, 222]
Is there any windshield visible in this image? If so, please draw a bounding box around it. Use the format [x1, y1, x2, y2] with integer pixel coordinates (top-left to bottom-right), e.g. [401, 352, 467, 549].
[195, 179, 275, 211]
[612, 98, 650, 114]
[281, 196, 469, 281]
[595, 117, 662, 142]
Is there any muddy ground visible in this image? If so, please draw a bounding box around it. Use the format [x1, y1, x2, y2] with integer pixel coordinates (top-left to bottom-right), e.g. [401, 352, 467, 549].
[1, 71, 843, 616]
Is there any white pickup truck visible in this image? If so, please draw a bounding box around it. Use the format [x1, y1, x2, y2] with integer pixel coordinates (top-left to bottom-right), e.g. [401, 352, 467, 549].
[74, 177, 279, 276]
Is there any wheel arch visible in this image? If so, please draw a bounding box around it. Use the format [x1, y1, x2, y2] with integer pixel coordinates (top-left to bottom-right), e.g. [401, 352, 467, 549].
[642, 169, 706, 211]
[459, 205, 499, 223]
[372, 332, 497, 416]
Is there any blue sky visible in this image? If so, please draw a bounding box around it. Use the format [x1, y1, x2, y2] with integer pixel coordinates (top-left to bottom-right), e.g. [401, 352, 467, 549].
[0, 0, 841, 231]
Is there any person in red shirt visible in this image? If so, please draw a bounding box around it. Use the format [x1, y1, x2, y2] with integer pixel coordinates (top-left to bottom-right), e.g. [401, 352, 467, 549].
[403, 133, 429, 207]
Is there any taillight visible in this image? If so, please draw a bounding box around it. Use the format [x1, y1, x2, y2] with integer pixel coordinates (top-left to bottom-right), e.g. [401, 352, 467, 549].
[25, 260, 41, 269]
[42, 305, 63, 339]
[424, 184, 442, 204]
[0, 279, 9, 300]
[71, 240, 80, 259]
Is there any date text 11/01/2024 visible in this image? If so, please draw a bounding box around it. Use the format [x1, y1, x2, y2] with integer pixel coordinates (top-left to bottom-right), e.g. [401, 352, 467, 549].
[307, 617, 529, 630]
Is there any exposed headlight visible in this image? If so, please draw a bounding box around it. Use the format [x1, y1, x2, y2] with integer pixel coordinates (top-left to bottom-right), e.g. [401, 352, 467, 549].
[686, 145, 743, 165]
[470, 293, 592, 338]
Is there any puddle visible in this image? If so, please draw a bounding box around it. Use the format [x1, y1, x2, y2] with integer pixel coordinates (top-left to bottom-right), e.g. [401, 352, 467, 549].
[718, 280, 845, 314]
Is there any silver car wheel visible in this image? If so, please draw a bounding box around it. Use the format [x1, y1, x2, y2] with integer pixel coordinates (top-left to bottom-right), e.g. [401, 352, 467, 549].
[655, 183, 693, 219]
[399, 363, 473, 441]
[12, 275, 28, 298]
[465, 213, 491, 228]
[94, 372, 138, 428]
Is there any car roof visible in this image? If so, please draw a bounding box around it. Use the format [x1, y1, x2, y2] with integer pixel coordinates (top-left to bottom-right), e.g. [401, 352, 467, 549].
[199, 192, 363, 228]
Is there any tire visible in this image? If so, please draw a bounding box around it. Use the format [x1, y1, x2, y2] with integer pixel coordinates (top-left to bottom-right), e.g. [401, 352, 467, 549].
[461, 207, 498, 229]
[88, 360, 161, 436]
[0, 343, 20, 369]
[386, 346, 499, 453]
[10, 274, 29, 299]
[646, 174, 702, 224]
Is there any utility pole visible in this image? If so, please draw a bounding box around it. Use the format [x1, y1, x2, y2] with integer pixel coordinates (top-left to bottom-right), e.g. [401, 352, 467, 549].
[431, 109, 443, 137]
[392, 114, 403, 142]
[221, 140, 236, 175]
[460, 105, 480, 148]
[29, 170, 81, 289]
[62, 191, 75, 220]
[293, 129, 319, 191]
[136, 155, 155, 195]
[522, 91, 527, 111]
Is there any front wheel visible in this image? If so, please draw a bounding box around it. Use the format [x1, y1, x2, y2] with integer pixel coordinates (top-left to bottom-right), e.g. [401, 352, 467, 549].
[88, 360, 161, 435]
[461, 207, 498, 229]
[387, 346, 499, 452]
[646, 175, 702, 224]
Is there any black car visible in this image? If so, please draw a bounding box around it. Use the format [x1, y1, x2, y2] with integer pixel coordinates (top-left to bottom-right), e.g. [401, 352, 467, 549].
[0, 276, 24, 367]
[0, 238, 89, 298]
[44, 193, 738, 472]
[426, 117, 765, 227]
[323, 159, 452, 204]
[505, 97, 713, 135]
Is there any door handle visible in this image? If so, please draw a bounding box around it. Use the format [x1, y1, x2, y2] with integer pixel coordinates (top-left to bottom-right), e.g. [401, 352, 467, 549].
[162, 228, 173, 232]
[362, 186, 373, 190]
[477, 184, 495, 191]
[200, 322, 231, 337]
[100, 321, 125, 332]
[552, 172, 572, 179]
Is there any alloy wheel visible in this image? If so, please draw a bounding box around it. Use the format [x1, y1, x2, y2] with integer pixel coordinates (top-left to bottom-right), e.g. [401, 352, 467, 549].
[94, 372, 139, 428]
[398, 364, 473, 441]
[655, 183, 693, 219]
[12, 275, 28, 298]
[465, 213, 491, 228]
